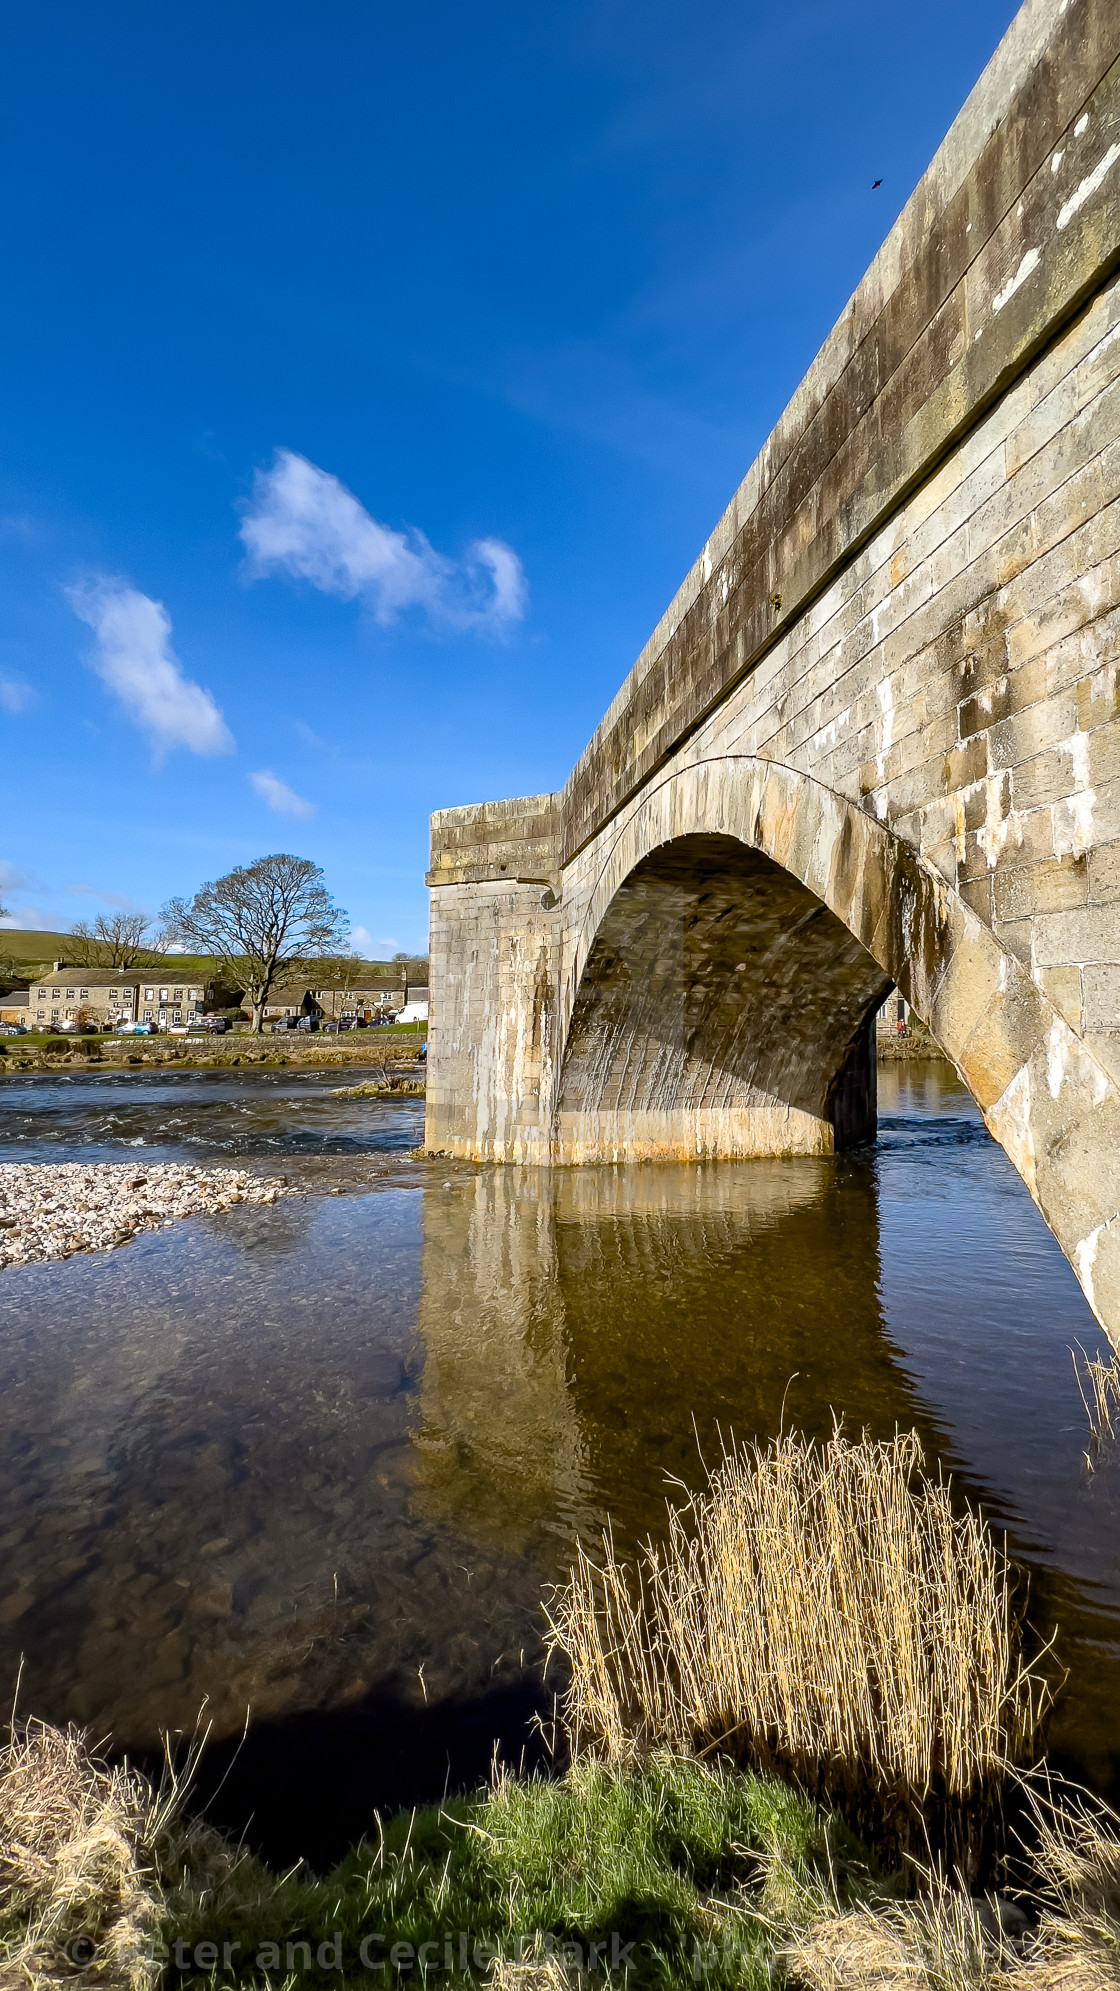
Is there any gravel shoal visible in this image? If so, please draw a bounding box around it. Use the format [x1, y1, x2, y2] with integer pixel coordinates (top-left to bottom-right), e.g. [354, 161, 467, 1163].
[0, 1161, 293, 1270]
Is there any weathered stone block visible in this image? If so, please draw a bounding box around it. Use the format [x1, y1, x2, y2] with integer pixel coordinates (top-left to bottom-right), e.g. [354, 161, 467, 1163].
[1083, 963, 1120, 1030]
[957, 963, 1050, 1109]
[1011, 748, 1069, 809]
[993, 855, 1088, 918]
[1032, 905, 1120, 967]
[1089, 841, 1120, 904]
[1036, 964, 1084, 1031]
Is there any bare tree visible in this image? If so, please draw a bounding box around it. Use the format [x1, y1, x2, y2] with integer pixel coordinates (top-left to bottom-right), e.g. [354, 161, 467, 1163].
[305, 950, 365, 1019]
[68, 913, 159, 968]
[0, 905, 24, 994]
[161, 854, 349, 1034]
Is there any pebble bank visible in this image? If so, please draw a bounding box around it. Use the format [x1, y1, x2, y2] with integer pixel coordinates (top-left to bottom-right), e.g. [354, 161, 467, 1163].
[0, 1161, 292, 1271]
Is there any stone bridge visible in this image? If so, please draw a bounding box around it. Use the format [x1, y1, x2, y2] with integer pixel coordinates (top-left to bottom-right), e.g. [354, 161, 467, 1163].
[425, 0, 1120, 1342]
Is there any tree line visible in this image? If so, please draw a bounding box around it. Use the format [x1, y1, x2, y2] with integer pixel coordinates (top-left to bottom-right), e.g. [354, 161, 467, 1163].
[1, 858, 427, 1036]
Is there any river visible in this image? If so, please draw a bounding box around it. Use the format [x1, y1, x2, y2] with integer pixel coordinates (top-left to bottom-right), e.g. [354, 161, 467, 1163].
[0, 1062, 1117, 1865]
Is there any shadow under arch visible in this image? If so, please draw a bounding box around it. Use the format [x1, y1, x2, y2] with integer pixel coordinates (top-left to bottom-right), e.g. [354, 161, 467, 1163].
[556, 756, 1120, 1341]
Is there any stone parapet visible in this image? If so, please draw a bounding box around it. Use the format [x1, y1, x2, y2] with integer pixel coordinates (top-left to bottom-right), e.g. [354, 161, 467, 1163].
[427, 794, 560, 889]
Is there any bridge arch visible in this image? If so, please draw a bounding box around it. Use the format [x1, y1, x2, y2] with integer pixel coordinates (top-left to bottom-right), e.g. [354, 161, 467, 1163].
[556, 757, 1120, 1333]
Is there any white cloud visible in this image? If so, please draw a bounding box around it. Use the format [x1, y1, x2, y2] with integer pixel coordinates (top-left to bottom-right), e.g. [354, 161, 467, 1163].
[66, 577, 234, 757]
[63, 881, 145, 910]
[0, 680, 34, 713]
[350, 926, 403, 956]
[0, 905, 63, 931]
[0, 861, 37, 896]
[240, 449, 527, 633]
[249, 769, 317, 818]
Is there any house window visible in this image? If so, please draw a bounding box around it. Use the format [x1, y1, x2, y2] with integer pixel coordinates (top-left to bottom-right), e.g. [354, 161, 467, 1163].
[172, 1008, 182, 1022]
[144, 988, 154, 1000]
[80, 989, 88, 998]
[109, 989, 118, 998]
[51, 1009, 59, 1020]
[173, 988, 182, 998]
[143, 1008, 152, 1020]
[159, 987, 168, 999]
[51, 988, 60, 998]
[36, 1009, 44, 1019]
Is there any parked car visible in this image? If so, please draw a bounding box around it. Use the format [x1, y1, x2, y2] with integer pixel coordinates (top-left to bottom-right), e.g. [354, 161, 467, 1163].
[395, 1002, 429, 1026]
[116, 1021, 158, 1035]
[200, 1015, 229, 1033]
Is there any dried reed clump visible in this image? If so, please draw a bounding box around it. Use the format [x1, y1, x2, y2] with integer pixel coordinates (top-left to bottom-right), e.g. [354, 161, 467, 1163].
[0, 1717, 162, 1989]
[544, 1430, 1045, 1822]
[0, 1715, 227, 1991]
[1072, 1344, 1120, 1459]
[784, 1777, 1120, 1991]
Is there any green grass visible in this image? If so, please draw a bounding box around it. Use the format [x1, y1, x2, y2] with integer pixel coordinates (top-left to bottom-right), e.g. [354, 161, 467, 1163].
[163, 1756, 869, 1989]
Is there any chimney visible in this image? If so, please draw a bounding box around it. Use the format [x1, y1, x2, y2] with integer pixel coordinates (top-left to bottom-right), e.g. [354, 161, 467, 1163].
[52, 959, 63, 972]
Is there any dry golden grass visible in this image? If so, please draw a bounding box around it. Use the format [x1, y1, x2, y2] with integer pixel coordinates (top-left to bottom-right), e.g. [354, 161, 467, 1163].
[0, 1717, 161, 1990]
[544, 1430, 1045, 1821]
[487, 1952, 574, 1991]
[0, 1714, 232, 1991]
[783, 1774, 1120, 1991]
[1072, 1345, 1120, 1457]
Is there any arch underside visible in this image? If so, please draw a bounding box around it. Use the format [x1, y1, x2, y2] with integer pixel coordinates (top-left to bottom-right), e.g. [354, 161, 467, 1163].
[553, 758, 1120, 1342]
[557, 835, 892, 1161]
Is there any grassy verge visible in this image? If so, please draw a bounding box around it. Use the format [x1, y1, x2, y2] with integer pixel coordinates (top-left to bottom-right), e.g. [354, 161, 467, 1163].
[164, 1754, 861, 1990]
[0, 1728, 869, 1991]
[6, 1723, 1120, 1991]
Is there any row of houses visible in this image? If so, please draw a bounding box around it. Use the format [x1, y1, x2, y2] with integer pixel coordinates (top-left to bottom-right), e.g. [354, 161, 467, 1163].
[0, 963, 428, 1030]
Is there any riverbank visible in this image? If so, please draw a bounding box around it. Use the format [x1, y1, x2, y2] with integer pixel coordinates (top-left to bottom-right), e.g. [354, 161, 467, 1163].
[0, 1060, 1113, 1975]
[876, 1020, 947, 1061]
[0, 1038, 427, 1076]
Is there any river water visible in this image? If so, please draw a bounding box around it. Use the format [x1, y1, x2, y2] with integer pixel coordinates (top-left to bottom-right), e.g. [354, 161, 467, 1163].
[0, 1062, 1117, 1864]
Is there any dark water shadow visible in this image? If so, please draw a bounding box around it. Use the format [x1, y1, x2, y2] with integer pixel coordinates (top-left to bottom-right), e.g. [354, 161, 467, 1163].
[181, 1675, 558, 1871]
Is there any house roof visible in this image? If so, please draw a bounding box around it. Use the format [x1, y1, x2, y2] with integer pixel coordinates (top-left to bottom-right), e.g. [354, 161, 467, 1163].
[31, 968, 142, 988]
[30, 968, 212, 988]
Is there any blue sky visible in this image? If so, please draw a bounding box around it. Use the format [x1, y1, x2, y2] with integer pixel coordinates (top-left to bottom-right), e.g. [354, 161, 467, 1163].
[0, 0, 1018, 956]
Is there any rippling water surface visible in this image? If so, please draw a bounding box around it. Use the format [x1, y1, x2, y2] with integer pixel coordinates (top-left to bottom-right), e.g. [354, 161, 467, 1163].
[0, 1065, 422, 1161]
[0, 1061, 1117, 1861]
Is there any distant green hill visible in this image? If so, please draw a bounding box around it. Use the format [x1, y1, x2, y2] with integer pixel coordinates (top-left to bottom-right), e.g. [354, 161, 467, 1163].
[0, 929, 79, 964]
[0, 931, 426, 982]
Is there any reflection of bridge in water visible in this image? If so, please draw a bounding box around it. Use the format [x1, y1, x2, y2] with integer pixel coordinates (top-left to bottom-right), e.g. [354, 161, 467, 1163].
[412, 1159, 931, 1560]
[426, 0, 1120, 1343]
